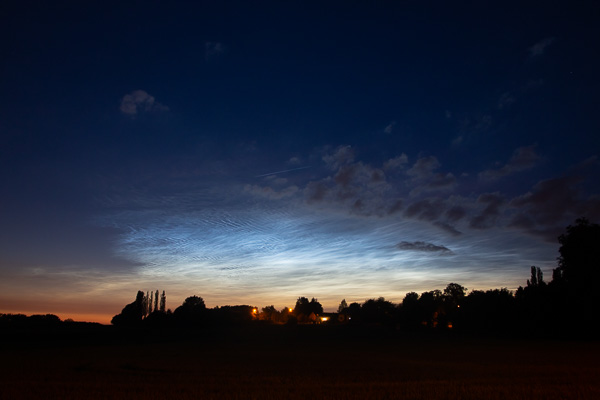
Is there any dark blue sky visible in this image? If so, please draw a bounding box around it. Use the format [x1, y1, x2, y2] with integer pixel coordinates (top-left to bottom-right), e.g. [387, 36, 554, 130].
[1, 1, 599, 322]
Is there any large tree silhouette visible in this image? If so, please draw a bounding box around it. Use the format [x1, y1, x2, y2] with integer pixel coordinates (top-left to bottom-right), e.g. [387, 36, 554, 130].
[551, 218, 600, 328]
[293, 297, 323, 323]
[553, 218, 600, 292]
[111, 291, 146, 326]
[173, 296, 207, 326]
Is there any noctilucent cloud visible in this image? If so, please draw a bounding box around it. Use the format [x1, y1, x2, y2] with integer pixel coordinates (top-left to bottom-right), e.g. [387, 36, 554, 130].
[1, 2, 599, 323]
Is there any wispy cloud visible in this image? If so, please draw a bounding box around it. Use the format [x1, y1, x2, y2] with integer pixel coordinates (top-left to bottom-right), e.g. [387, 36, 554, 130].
[383, 154, 408, 170]
[205, 41, 225, 59]
[453, 114, 492, 147]
[384, 121, 396, 134]
[508, 172, 600, 240]
[470, 193, 505, 229]
[407, 156, 457, 195]
[120, 90, 169, 116]
[497, 91, 516, 110]
[404, 198, 444, 221]
[528, 37, 555, 58]
[244, 184, 299, 200]
[407, 156, 440, 179]
[323, 145, 355, 170]
[479, 146, 540, 180]
[396, 241, 453, 254]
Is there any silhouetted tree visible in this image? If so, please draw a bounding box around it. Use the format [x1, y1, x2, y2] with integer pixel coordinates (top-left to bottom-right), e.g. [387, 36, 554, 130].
[294, 297, 310, 319]
[293, 297, 323, 323]
[160, 290, 166, 312]
[277, 306, 292, 324]
[212, 305, 255, 325]
[140, 291, 147, 318]
[403, 292, 419, 304]
[516, 265, 553, 332]
[549, 218, 600, 334]
[443, 283, 467, 305]
[553, 218, 600, 292]
[111, 291, 146, 326]
[462, 288, 516, 332]
[398, 292, 420, 329]
[337, 299, 348, 313]
[346, 302, 361, 322]
[441, 283, 467, 328]
[417, 290, 444, 328]
[154, 290, 159, 312]
[526, 266, 545, 288]
[310, 298, 323, 315]
[261, 305, 280, 323]
[173, 295, 207, 326]
[361, 297, 396, 326]
[1, 313, 62, 328]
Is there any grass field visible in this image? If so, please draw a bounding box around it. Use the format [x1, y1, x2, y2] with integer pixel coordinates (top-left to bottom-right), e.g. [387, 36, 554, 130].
[1, 325, 599, 399]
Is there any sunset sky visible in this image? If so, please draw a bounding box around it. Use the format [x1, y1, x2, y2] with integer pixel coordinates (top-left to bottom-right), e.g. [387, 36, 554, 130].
[1, 1, 599, 324]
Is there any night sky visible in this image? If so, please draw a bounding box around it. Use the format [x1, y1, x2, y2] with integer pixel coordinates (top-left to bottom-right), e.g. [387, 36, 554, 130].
[1, 1, 599, 323]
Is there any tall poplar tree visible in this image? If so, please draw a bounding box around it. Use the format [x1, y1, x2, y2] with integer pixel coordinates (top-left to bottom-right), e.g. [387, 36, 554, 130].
[160, 290, 166, 312]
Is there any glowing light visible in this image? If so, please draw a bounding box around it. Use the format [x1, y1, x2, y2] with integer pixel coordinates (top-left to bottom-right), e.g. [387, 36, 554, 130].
[288, 308, 293, 312]
[252, 308, 257, 314]
[321, 317, 329, 322]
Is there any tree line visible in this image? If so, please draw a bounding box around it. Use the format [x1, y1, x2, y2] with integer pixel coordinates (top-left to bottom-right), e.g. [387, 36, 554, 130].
[2, 218, 596, 337]
[108, 218, 599, 337]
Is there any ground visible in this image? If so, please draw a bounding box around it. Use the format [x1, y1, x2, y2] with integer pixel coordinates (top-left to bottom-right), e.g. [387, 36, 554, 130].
[1, 325, 598, 399]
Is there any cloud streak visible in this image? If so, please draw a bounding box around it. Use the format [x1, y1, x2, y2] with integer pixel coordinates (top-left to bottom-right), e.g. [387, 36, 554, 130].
[396, 241, 453, 254]
[120, 90, 169, 116]
[479, 146, 540, 180]
[205, 41, 225, 59]
[529, 37, 554, 58]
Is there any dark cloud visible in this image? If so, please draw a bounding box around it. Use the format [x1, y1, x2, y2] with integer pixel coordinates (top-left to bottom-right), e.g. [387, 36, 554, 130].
[383, 154, 408, 170]
[120, 90, 168, 116]
[434, 221, 462, 236]
[352, 199, 364, 214]
[497, 91, 516, 110]
[288, 157, 302, 166]
[244, 184, 299, 200]
[479, 145, 540, 180]
[445, 205, 466, 222]
[407, 156, 456, 195]
[426, 172, 457, 190]
[334, 165, 357, 187]
[384, 121, 396, 134]
[396, 241, 453, 254]
[454, 114, 492, 146]
[407, 156, 440, 179]
[323, 145, 355, 169]
[510, 176, 580, 226]
[303, 148, 393, 216]
[371, 169, 384, 182]
[404, 199, 443, 221]
[205, 41, 225, 59]
[388, 199, 403, 215]
[305, 181, 328, 203]
[507, 175, 600, 241]
[470, 193, 505, 229]
[528, 37, 554, 58]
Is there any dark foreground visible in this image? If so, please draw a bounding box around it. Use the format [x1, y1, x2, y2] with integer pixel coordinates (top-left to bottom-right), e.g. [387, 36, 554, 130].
[1, 324, 599, 400]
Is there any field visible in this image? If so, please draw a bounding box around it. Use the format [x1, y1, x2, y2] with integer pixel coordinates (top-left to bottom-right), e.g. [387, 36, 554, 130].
[1, 325, 599, 399]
